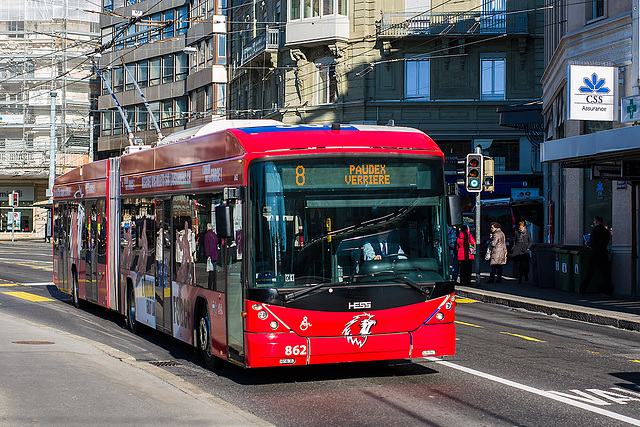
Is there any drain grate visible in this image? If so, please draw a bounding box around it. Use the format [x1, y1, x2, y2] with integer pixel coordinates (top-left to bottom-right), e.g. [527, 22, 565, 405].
[13, 341, 55, 345]
[148, 360, 182, 367]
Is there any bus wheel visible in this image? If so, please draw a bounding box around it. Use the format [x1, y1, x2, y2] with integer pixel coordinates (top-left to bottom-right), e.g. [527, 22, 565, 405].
[198, 305, 217, 369]
[72, 270, 83, 309]
[126, 285, 139, 334]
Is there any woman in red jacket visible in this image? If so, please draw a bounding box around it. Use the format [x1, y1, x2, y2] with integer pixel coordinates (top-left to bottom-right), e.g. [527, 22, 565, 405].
[456, 224, 476, 286]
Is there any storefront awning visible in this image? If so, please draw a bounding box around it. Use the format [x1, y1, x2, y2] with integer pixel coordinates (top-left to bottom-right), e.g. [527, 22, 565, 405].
[541, 125, 640, 167]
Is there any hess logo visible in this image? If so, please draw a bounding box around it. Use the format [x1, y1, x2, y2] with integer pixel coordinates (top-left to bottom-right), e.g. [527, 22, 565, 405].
[348, 301, 371, 310]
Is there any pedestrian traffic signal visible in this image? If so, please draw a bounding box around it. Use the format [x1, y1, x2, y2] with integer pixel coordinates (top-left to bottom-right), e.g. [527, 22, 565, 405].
[465, 154, 483, 192]
[483, 157, 495, 193]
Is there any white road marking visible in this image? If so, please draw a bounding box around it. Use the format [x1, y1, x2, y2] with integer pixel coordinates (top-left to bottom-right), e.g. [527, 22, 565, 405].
[20, 282, 55, 287]
[428, 358, 640, 426]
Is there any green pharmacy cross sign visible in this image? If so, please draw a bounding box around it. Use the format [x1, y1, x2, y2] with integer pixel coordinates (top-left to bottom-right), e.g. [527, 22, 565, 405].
[621, 95, 640, 124]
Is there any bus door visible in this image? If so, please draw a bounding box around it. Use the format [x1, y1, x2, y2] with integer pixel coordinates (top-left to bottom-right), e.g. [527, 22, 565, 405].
[225, 200, 244, 365]
[84, 201, 98, 303]
[154, 199, 172, 333]
[56, 203, 69, 293]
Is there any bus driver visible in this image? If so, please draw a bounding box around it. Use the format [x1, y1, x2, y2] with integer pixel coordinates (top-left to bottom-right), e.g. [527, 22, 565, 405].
[363, 230, 406, 261]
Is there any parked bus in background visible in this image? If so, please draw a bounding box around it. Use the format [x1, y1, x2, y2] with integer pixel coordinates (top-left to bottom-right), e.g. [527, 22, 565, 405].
[53, 122, 460, 368]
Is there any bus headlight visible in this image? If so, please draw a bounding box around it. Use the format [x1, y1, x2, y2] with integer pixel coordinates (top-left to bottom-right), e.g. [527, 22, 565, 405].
[445, 301, 453, 310]
[252, 304, 262, 311]
[270, 321, 279, 330]
[436, 312, 445, 321]
[257, 311, 268, 320]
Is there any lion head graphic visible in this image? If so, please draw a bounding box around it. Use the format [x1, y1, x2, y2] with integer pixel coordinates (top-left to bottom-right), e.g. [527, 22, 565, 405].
[342, 313, 377, 348]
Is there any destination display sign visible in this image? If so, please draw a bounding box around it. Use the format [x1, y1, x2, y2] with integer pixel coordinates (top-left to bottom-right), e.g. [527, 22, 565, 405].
[54, 179, 107, 200]
[280, 163, 430, 189]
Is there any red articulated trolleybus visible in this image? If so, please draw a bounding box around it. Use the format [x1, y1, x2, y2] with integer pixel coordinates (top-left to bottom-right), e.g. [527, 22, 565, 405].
[53, 122, 461, 368]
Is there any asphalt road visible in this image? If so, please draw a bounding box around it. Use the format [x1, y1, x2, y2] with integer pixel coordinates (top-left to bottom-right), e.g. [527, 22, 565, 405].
[1, 241, 639, 426]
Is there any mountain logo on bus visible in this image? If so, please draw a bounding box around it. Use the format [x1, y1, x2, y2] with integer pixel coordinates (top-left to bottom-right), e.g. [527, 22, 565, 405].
[342, 313, 377, 348]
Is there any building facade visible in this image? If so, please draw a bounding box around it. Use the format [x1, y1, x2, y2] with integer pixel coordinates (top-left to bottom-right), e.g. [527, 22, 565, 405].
[0, 1, 99, 237]
[97, 0, 227, 156]
[541, 0, 640, 296]
[229, 0, 544, 201]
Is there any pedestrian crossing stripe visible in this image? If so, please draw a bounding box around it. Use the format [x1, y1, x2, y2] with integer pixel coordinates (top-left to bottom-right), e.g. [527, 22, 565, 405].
[3, 292, 55, 302]
[455, 298, 479, 303]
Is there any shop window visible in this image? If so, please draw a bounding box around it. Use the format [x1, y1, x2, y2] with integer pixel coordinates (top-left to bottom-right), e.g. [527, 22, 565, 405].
[583, 169, 611, 237]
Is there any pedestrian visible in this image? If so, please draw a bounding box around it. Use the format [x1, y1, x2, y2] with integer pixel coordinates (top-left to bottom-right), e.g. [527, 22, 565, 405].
[448, 225, 459, 282]
[579, 216, 612, 296]
[487, 222, 507, 283]
[455, 225, 476, 286]
[512, 221, 533, 284]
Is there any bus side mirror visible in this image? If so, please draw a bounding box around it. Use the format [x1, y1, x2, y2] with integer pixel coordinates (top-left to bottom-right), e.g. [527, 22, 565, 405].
[215, 205, 234, 238]
[446, 195, 463, 226]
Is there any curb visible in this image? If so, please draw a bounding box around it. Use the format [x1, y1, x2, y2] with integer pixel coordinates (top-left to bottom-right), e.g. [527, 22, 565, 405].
[456, 288, 640, 333]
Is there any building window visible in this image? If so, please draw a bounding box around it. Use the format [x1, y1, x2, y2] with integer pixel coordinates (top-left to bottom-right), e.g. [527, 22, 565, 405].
[150, 13, 161, 42]
[176, 53, 188, 81]
[163, 55, 174, 84]
[104, 0, 113, 12]
[219, 0, 227, 15]
[484, 140, 519, 171]
[480, 56, 505, 100]
[583, 170, 611, 236]
[149, 58, 161, 86]
[136, 105, 148, 131]
[405, 57, 430, 100]
[218, 34, 227, 64]
[113, 66, 124, 93]
[102, 69, 111, 95]
[102, 111, 112, 136]
[126, 24, 136, 48]
[217, 84, 226, 114]
[291, 0, 301, 19]
[138, 60, 148, 88]
[161, 100, 173, 128]
[164, 10, 175, 38]
[8, 21, 24, 38]
[176, 97, 188, 126]
[125, 107, 135, 130]
[481, 0, 506, 32]
[316, 63, 336, 105]
[113, 111, 123, 135]
[177, 6, 189, 35]
[124, 63, 135, 91]
[587, 0, 605, 21]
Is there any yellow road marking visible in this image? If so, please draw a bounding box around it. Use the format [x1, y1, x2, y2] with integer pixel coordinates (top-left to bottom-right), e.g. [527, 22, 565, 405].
[455, 298, 478, 304]
[455, 321, 484, 328]
[0, 283, 22, 287]
[500, 332, 547, 343]
[585, 350, 600, 354]
[3, 292, 55, 302]
[631, 360, 640, 364]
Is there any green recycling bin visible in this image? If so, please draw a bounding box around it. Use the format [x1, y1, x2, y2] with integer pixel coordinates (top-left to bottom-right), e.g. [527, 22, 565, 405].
[570, 246, 603, 294]
[554, 246, 574, 292]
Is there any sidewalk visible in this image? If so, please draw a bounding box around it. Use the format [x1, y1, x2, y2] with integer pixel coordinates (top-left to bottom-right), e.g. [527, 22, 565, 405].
[455, 262, 640, 332]
[0, 312, 272, 426]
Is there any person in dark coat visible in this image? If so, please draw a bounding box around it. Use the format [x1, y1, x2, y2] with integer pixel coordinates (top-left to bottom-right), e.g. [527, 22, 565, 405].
[579, 216, 612, 296]
[455, 225, 476, 286]
[487, 222, 507, 284]
[512, 221, 533, 284]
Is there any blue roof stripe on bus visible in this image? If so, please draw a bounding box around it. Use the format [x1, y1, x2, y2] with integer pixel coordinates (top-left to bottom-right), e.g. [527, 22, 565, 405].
[236, 125, 360, 134]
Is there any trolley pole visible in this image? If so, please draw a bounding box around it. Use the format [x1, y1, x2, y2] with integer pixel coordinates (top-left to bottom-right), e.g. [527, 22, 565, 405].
[48, 91, 57, 198]
[474, 146, 482, 285]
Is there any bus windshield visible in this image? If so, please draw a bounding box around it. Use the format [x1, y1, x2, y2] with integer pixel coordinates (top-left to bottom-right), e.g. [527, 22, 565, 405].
[249, 157, 447, 288]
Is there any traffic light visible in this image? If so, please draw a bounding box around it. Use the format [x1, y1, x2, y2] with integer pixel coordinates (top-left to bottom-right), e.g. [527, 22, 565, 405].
[456, 157, 466, 187]
[483, 157, 495, 193]
[465, 153, 483, 192]
[8, 191, 18, 207]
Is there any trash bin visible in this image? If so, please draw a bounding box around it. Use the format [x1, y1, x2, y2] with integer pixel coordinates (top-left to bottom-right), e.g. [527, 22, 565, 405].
[570, 246, 603, 294]
[554, 246, 574, 292]
[530, 244, 556, 288]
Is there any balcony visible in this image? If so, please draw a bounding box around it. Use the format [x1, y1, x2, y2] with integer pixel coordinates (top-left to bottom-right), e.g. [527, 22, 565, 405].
[241, 28, 280, 66]
[378, 11, 528, 38]
[286, 15, 349, 46]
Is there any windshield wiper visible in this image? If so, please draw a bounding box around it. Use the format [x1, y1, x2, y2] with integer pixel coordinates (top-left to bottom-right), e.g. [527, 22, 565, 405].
[283, 280, 351, 303]
[368, 271, 432, 297]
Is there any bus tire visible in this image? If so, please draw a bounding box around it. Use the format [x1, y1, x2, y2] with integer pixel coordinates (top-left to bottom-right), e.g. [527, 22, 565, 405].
[197, 304, 218, 369]
[71, 268, 83, 309]
[126, 284, 140, 334]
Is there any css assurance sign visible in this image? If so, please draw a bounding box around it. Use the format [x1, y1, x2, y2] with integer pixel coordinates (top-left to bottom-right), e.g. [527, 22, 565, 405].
[568, 65, 616, 121]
